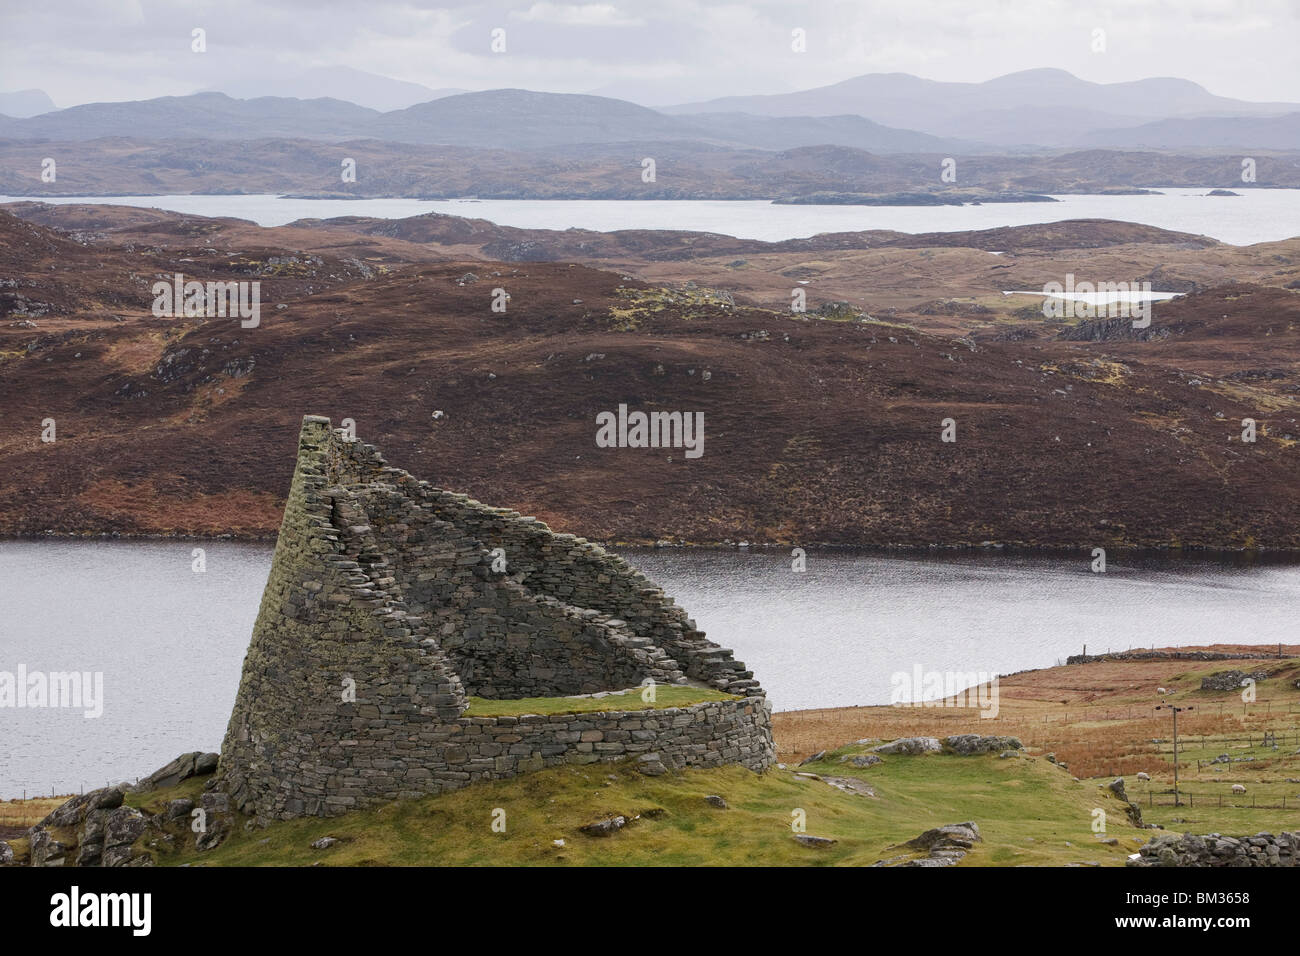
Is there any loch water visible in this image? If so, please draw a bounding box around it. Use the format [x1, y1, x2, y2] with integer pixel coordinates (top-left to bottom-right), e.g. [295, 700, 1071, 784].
[2, 540, 1297, 798]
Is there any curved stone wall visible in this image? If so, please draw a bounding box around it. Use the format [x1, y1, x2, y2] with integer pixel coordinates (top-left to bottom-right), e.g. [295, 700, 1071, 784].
[217, 416, 775, 819]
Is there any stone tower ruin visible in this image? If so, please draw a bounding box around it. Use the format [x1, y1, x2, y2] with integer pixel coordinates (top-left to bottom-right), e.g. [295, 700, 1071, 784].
[217, 416, 775, 819]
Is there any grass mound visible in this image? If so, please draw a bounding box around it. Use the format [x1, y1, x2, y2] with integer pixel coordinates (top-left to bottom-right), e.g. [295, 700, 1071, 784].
[462, 685, 737, 717]
[128, 744, 1144, 867]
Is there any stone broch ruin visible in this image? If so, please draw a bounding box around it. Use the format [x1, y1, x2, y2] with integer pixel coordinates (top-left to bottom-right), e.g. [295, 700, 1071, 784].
[217, 415, 775, 819]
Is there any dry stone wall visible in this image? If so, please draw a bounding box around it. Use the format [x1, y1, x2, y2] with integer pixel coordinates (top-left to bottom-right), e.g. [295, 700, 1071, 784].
[217, 416, 774, 820]
[417, 485, 761, 695]
[1128, 830, 1299, 866]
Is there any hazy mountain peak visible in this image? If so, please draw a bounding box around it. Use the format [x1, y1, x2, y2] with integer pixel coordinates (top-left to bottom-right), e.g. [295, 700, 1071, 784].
[2, 72, 1294, 153]
[983, 67, 1079, 84]
[0, 89, 59, 117]
[200, 66, 461, 113]
[665, 69, 1300, 148]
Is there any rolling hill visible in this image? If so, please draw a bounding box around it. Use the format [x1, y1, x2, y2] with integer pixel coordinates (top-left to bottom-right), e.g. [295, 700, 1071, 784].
[2, 207, 1299, 549]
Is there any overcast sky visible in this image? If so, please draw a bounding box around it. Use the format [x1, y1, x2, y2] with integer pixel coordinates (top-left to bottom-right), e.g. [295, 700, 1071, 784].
[2, 0, 1297, 109]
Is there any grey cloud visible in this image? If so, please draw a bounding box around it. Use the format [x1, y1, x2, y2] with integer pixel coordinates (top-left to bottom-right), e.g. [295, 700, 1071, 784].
[0, 0, 1295, 108]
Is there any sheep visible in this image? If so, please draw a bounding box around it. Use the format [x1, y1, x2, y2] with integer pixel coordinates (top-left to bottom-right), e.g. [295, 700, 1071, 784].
[1232, 784, 1247, 794]
[1136, 772, 1150, 781]
[1157, 687, 1169, 695]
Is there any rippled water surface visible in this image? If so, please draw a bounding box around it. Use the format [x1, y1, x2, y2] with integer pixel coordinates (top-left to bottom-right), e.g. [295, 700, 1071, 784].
[4, 188, 1298, 245]
[3, 540, 1297, 797]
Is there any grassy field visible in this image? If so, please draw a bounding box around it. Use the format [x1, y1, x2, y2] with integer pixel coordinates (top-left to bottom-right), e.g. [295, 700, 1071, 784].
[0, 796, 66, 839]
[462, 685, 736, 717]
[6, 646, 1298, 866]
[773, 646, 1300, 837]
[108, 743, 1142, 867]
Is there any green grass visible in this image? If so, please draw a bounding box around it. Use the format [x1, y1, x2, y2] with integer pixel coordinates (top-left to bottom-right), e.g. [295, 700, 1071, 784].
[462, 685, 737, 717]
[1138, 796, 1300, 835]
[1114, 758, 1300, 835]
[1095, 659, 1300, 833]
[132, 743, 1150, 867]
[124, 776, 208, 816]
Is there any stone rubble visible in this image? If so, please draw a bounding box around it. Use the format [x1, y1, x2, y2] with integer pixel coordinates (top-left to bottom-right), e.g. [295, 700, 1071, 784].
[1128, 831, 1298, 867]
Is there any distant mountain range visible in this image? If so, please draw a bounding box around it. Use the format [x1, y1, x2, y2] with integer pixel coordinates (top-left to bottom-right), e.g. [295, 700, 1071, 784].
[0, 89, 970, 153]
[1087, 112, 1300, 150]
[199, 66, 464, 113]
[1, 69, 1296, 152]
[0, 92, 380, 142]
[666, 68, 1300, 149]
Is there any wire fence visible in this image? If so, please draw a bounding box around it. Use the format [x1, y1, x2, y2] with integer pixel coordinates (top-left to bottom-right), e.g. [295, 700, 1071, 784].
[1142, 790, 1295, 811]
[1032, 700, 1300, 725]
[1037, 729, 1300, 763]
[1126, 731, 1300, 757]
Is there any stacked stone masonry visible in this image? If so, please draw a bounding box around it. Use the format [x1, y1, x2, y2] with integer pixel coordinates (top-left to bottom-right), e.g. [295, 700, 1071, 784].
[218, 416, 775, 819]
[1128, 830, 1299, 867]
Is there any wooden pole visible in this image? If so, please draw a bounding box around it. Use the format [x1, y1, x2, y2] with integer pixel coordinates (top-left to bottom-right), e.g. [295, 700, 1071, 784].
[1173, 704, 1180, 806]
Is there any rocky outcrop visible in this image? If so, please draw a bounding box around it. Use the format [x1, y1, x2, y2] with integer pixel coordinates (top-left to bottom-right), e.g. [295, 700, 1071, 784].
[1059, 315, 1171, 343]
[579, 816, 627, 837]
[943, 734, 1023, 755]
[794, 834, 837, 848]
[1128, 831, 1299, 867]
[866, 735, 1022, 756]
[1108, 777, 1145, 827]
[25, 788, 151, 868]
[18, 751, 225, 867]
[841, 753, 882, 768]
[872, 737, 942, 755]
[134, 751, 218, 791]
[874, 822, 982, 867]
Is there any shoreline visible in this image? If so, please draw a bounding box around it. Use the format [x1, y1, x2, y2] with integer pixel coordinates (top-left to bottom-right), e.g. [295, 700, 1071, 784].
[4, 642, 1295, 804]
[6, 184, 1298, 200]
[6, 192, 1297, 248]
[6, 530, 1300, 564]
